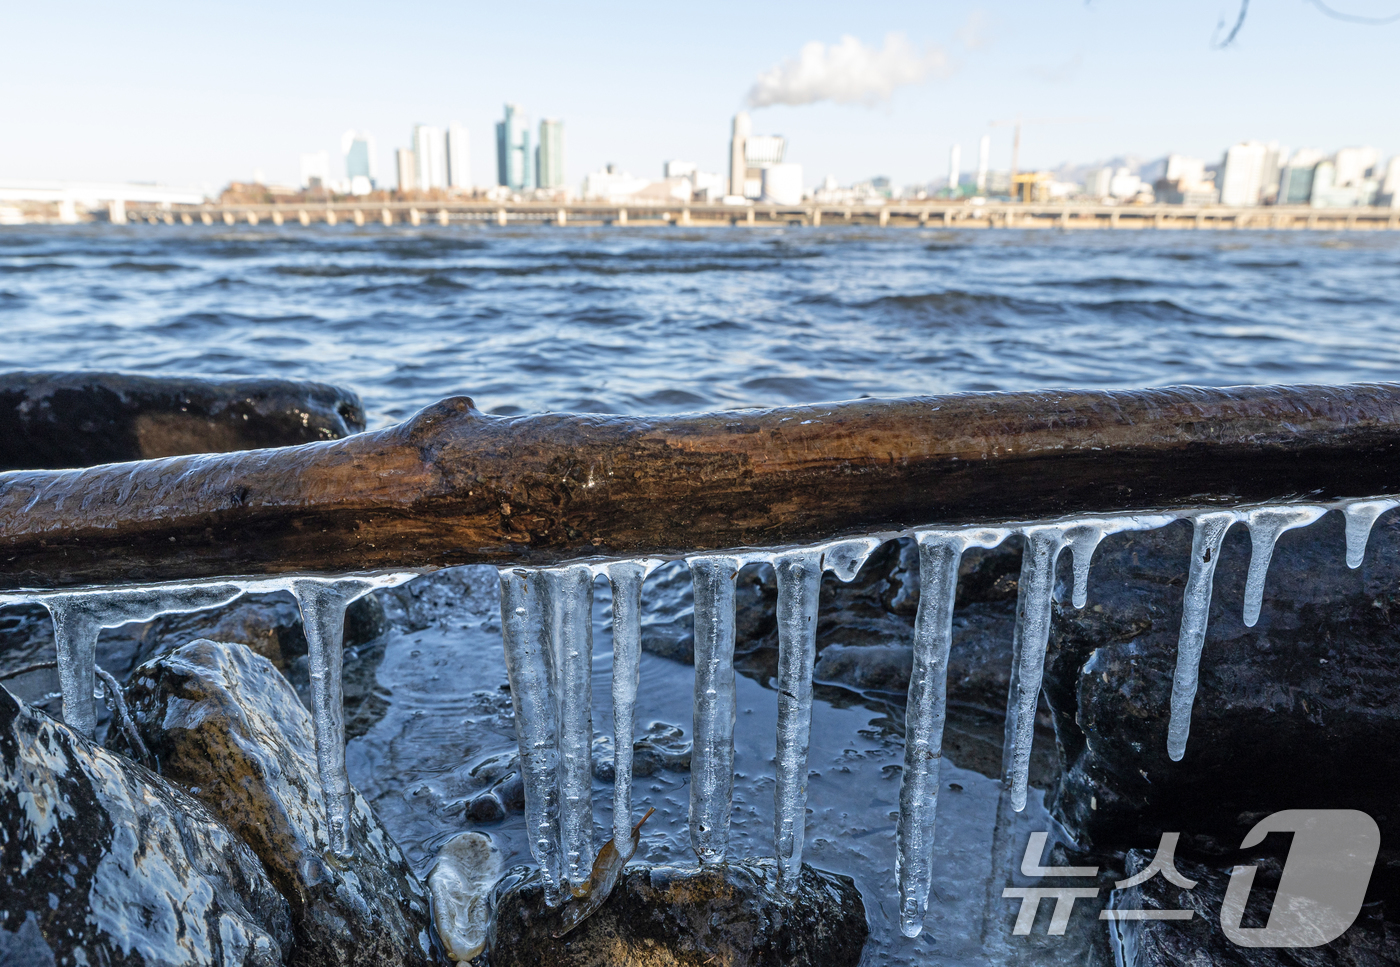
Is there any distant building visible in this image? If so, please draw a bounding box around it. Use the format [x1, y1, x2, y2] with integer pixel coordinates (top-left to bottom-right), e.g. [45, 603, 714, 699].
[744, 135, 786, 198]
[1155, 154, 1217, 205]
[761, 163, 803, 205]
[1381, 156, 1400, 208]
[581, 164, 649, 201]
[947, 144, 961, 197]
[728, 113, 750, 197]
[1084, 167, 1112, 199]
[1333, 146, 1379, 188]
[1109, 167, 1143, 200]
[413, 125, 447, 192]
[396, 148, 417, 192]
[447, 123, 469, 190]
[299, 151, 329, 191]
[496, 105, 533, 191]
[537, 119, 565, 190]
[691, 170, 725, 201]
[342, 132, 377, 193]
[665, 160, 698, 179]
[976, 134, 990, 195]
[1219, 142, 1280, 206]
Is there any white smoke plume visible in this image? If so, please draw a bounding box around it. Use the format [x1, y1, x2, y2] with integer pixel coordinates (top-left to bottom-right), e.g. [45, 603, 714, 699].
[745, 34, 949, 108]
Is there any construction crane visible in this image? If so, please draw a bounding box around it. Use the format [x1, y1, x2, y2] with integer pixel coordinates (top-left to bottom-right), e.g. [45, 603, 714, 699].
[988, 117, 1105, 200]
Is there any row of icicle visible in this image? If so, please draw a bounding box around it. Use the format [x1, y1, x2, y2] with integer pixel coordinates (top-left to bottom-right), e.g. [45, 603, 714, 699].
[1, 496, 1395, 937]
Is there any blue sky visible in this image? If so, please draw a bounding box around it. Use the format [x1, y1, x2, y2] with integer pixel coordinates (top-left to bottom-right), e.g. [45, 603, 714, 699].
[3, 1, 1397, 192]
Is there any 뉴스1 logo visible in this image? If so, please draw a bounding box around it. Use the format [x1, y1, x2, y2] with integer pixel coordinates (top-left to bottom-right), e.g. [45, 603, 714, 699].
[1003, 809, 1380, 948]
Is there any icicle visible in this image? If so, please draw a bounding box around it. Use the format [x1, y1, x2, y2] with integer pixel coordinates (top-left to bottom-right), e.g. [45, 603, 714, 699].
[1166, 511, 1239, 762]
[1342, 498, 1399, 569]
[1004, 525, 1071, 813]
[896, 526, 1007, 939]
[540, 564, 597, 893]
[39, 584, 245, 738]
[1063, 514, 1178, 609]
[499, 568, 564, 905]
[1241, 506, 1326, 626]
[604, 559, 661, 858]
[820, 536, 886, 582]
[686, 554, 741, 865]
[772, 549, 823, 893]
[289, 577, 379, 857]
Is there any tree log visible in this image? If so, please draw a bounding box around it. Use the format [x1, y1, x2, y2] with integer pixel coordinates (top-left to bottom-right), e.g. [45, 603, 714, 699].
[4, 382, 1400, 591]
[0, 371, 366, 472]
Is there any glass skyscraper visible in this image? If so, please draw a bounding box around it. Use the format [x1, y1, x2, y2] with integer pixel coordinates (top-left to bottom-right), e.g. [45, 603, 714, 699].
[495, 104, 533, 191]
[536, 119, 564, 190]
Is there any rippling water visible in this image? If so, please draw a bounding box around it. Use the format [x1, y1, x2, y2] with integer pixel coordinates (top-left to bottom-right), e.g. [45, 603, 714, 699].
[6, 224, 1399, 966]
[4, 225, 1399, 424]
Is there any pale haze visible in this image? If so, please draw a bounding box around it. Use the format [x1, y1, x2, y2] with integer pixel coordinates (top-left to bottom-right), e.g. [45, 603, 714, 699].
[3, 0, 1397, 193]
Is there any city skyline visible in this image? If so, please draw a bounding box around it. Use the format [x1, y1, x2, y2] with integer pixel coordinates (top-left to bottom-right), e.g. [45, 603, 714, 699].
[3, 1, 1398, 193]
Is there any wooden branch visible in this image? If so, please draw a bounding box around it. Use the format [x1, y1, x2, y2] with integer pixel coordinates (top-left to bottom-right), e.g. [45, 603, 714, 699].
[4, 382, 1400, 591]
[0, 371, 366, 472]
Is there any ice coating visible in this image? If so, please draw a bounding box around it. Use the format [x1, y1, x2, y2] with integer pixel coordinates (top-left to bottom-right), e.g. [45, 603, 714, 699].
[605, 559, 661, 856]
[498, 568, 563, 904]
[1241, 506, 1327, 626]
[1167, 511, 1240, 762]
[820, 536, 886, 582]
[772, 549, 823, 893]
[687, 554, 741, 865]
[1062, 515, 1176, 609]
[1342, 498, 1399, 569]
[1004, 526, 1070, 812]
[289, 577, 381, 857]
[541, 564, 597, 891]
[896, 527, 1007, 938]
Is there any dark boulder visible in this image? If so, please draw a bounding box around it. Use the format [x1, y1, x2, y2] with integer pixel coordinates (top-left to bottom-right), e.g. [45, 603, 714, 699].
[0, 683, 292, 966]
[0, 370, 366, 472]
[1044, 511, 1400, 859]
[113, 639, 438, 967]
[486, 860, 867, 967]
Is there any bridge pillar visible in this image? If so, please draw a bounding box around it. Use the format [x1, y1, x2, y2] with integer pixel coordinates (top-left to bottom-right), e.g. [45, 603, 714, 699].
[618, 208, 628, 225]
[878, 207, 889, 227]
[180, 213, 193, 226]
[353, 209, 365, 227]
[944, 209, 952, 226]
[496, 209, 507, 226]
[1110, 210, 1120, 229]
[222, 211, 235, 226]
[556, 208, 567, 226]
[918, 210, 928, 226]
[201, 211, 213, 226]
[272, 210, 284, 226]
[246, 212, 259, 226]
[438, 209, 449, 226]
[745, 208, 753, 226]
[410, 208, 421, 226]
[163, 212, 175, 226]
[298, 210, 310, 226]
[326, 210, 337, 226]
[680, 208, 691, 226]
[107, 200, 126, 225]
[811, 209, 821, 227]
[381, 209, 393, 226]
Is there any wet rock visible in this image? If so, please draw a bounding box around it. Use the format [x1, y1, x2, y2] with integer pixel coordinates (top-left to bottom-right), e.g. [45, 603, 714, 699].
[486, 860, 867, 967]
[1106, 847, 1397, 966]
[114, 639, 439, 967]
[429, 832, 502, 961]
[1044, 512, 1400, 856]
[593, 721, 692, 781]
[0, 683, 292, 966]
[0, 370, 366, 471]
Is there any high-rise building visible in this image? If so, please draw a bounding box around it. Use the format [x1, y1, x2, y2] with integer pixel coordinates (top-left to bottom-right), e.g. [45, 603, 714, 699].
[343, 131, 377, 188]
[760, 164, 803, 205]
[743, 135, 785, 199]
[729, 112, 751, 198]
[396, 148, 417, 193]
[948, 144, 961, 196]
[1085, 167, 1113, 199]
[1383, 156, 1400, 203]
[976, 135, 990, 195]
[537, 119, 565, 189]
[496, 104, 533, 191]
[1220, 142, 1278, 206]
[1333, 146, 1379, 188]
[413, 125, 447, 192]
[447, 123, 469, 190]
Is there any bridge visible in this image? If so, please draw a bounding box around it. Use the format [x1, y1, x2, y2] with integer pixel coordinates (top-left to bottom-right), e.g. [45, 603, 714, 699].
[113, 199, 1400, 231]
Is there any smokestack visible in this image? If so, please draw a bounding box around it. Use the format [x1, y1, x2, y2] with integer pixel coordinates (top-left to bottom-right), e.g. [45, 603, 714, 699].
[729, 112, 751, 197]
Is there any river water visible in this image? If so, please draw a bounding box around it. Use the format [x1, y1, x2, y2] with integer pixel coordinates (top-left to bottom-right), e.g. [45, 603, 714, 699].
[4, 224, 1400, 965]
